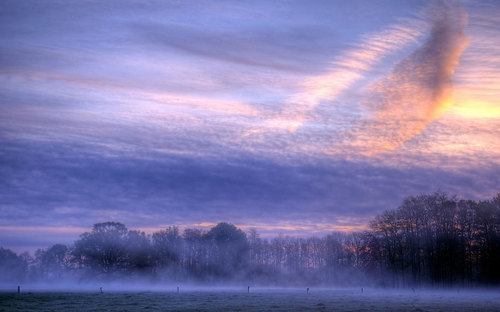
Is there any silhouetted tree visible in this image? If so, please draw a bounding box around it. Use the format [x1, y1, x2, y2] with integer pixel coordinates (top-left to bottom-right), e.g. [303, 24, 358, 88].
[35, 244, 70, 280]
[73, 222, 130, 275]
[3, 192, 500, 286]
[205, 222, 249, 278]
[475, 196, 500, 284]
[183, 228, 206, 278]
[0, 247, 27, 282]
[125, 230, 154, 274]
[152, 226, 183, 269]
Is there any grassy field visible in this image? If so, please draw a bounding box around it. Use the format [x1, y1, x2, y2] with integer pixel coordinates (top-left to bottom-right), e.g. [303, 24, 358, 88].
[1, 288, 499, 311]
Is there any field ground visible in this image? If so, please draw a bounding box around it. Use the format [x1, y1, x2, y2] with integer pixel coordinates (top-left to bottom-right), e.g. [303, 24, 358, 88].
[1, 288, 500, 311]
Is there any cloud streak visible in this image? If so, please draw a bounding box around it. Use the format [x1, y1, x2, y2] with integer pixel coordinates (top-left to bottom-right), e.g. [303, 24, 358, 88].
[244, 14, 426, 135]
[343, 0, 469, 155]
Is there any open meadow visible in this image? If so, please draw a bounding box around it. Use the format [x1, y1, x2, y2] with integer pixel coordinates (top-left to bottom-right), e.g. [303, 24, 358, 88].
[1, 288, 500, 312]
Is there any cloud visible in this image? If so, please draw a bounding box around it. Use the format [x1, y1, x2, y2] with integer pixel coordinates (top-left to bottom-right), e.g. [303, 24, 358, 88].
[450, 2, 500, 119]
[137, 22, 335, 74]
[1, 0, 498, 254]
[243, 11, 426, 135]
[342, 0, 469, 155]
[2, 106, 499, 252]
[2, 134, 499, 228]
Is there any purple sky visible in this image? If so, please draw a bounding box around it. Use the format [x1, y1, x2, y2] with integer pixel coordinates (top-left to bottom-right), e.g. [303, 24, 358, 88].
[1, 0, 499, 253]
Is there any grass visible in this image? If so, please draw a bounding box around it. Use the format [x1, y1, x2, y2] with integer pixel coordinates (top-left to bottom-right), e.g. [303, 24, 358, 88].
[1, 288, 499, 311]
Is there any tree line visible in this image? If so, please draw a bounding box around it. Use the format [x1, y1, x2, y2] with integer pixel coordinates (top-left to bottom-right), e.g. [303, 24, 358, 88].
[1, 191, 499, 287]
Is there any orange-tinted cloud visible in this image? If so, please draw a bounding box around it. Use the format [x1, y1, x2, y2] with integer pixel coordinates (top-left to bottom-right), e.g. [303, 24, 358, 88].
[191, 221, 368, 236]
[450, 3, 500, 120]
[344, 1, 469, 156]
[242, 17, 426, 135]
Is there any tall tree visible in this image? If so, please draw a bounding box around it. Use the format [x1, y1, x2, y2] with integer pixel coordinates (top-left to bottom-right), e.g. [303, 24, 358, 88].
[0, 247, 27, 282]
[35, 244, 70, 280]
[73, 222, 130, 275]
[205, 222, 249, 278]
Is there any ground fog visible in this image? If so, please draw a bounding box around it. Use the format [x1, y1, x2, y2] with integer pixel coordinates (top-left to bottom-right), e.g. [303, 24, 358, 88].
[1, 288, 500, 312]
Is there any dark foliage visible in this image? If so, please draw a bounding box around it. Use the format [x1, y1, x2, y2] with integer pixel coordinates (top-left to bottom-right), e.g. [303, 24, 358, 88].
[1, 192, 499, 286]
[0, 247, 27, 282]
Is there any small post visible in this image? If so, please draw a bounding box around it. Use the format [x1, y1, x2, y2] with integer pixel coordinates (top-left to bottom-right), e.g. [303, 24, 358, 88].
[307, 287, 309, 294]
[177, 286, 179, 294]
[100, 287, 103, 294]
[247, 286, 250, 293]
[17, 285, 20, 294]
[361, 287, 363, 293]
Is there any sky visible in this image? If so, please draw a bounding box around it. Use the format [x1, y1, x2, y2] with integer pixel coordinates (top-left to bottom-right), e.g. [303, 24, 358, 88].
[1, 0, 499, 253]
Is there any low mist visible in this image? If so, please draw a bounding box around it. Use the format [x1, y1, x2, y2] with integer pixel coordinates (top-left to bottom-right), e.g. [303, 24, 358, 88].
[1, 191, 500, 292]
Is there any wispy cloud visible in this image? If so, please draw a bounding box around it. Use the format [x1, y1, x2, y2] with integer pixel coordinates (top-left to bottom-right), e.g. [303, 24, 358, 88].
[244, 15, 426, 134]
[339, 0, 469, 155]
